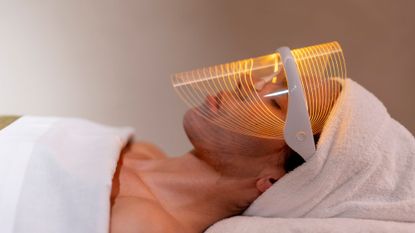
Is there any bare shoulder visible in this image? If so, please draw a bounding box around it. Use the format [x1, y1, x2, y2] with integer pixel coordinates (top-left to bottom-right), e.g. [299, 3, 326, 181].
[124, 141, 168, 160]
[111, 145, 190, 233]
[110, 196, 186, 233]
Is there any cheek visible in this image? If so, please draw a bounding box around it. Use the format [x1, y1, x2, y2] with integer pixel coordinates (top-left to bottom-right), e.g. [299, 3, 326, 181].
[183, 107, 287, 156]
[183, 109, 246, 152]
[219, 101, 287, 134]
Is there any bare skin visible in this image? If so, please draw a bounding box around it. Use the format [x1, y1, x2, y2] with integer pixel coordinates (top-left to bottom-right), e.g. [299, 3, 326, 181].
[110, 138, 288, 232]
[110, 75, 295, 232]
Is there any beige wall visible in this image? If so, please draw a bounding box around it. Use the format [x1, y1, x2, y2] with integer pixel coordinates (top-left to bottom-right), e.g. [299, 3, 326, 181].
[0, 0, 414, 155]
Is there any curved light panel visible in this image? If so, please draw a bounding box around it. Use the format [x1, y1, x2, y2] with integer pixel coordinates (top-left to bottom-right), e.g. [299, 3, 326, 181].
[172, 41, 347, 142]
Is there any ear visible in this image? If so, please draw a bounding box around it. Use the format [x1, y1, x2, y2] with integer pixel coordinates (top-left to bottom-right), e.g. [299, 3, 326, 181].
[256, 175, 280, 193]
[254, 149, 288, 193]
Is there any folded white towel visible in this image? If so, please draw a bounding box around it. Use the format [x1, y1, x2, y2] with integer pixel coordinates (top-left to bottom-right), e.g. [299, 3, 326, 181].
[207, 216, 415, 233]
[0, 116, 133, 233]
[207, 79, 415, 232]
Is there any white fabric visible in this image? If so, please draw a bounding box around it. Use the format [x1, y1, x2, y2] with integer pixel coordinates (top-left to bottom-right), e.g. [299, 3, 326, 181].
[206, 216, 415, 233]
[207, 79, 415, 232]
[0, 116, 133, 233]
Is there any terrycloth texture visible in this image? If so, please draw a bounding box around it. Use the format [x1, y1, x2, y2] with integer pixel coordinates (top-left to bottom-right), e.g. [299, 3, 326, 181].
[0, 116, 133, 233]
[206, 216, 415, 233]
[206, 79, 415, 232]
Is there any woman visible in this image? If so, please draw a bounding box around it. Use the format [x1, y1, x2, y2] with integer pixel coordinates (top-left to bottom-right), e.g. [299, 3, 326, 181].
[110, 76, 308, 233]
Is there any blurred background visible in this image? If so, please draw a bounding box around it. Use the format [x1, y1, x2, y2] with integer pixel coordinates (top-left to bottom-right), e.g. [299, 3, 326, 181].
[0, 0, 414, 155]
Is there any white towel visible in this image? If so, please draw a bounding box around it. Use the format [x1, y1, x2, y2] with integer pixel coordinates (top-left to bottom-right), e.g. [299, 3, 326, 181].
[206, 79, 415, 232]
[206, 217, 415, 233]
[0, 116, 133, 233]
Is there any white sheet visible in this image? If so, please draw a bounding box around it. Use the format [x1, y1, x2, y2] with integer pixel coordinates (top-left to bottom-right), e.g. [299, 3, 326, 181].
[0, 116, 133, 233]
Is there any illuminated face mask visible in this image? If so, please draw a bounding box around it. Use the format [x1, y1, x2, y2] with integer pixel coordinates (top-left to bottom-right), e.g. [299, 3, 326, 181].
[172, 41, 346, 161]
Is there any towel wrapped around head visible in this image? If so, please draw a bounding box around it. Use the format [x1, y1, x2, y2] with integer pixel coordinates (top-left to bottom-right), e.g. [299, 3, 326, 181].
[207, 79, 415, 232]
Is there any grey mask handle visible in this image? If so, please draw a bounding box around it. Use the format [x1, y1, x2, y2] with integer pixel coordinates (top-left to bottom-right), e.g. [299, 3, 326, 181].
[277, 47, 316, 161]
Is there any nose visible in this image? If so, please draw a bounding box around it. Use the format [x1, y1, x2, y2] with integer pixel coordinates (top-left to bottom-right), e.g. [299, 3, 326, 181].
[205, 95, 219, 113]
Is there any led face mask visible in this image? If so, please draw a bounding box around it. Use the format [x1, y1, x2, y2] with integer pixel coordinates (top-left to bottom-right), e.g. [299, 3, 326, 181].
[172, 41, 346, 160]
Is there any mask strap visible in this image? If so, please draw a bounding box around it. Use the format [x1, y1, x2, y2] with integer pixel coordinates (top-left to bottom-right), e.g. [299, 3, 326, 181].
[277, 47, 315, 161]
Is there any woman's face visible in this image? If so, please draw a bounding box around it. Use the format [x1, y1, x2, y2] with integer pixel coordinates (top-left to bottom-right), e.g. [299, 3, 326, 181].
[183, 74, 290, 176]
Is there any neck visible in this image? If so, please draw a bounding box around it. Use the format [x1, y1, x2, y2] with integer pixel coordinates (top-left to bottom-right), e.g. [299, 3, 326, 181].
[137, 152, 260, 232]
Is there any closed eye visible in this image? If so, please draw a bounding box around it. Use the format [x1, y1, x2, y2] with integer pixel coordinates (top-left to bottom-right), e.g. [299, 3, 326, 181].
[270, 99, 281, 109]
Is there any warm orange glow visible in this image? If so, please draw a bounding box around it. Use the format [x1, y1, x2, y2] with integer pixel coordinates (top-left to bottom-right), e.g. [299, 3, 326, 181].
[172, 41, 346, 139]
